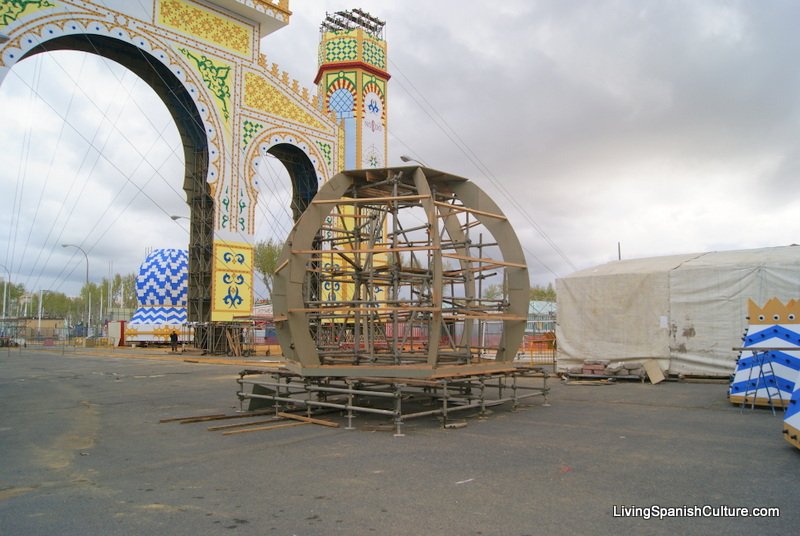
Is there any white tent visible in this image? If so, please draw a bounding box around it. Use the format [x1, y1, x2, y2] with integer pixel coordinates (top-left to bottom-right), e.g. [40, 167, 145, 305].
[556, 246, 800, 376]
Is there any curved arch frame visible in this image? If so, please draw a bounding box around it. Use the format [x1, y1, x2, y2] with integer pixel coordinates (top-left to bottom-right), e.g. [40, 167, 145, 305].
[15, 32, 216, 322]
[273, 166, 530, 379]
[244, 129, 328, 231]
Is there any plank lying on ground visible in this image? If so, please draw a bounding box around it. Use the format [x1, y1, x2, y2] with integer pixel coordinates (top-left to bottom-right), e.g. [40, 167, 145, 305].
[277, 412, 340, 428]
[208, 417, 284, 431]
[177, 409, 275, 424]
[159, 413, 226, 424]
[223, 421, 310, 435]
[565, 379, 615, 386]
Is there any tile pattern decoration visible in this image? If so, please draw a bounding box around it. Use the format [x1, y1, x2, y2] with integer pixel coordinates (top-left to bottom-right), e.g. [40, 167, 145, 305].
[244, 71, 328, 131]
[130, 248, 188, 325]
[1, 0, 54, 26]
[157, 0, 252, 57]
[212, 241, 253, 315]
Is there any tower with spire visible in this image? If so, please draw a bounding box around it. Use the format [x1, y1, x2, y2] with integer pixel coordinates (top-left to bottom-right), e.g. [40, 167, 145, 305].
[315, 9, 389, 170]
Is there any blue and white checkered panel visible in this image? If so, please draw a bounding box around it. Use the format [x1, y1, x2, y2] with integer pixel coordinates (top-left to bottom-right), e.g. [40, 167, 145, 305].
[135, 249, 188, 307]
[129, 306, 187, 325]
[729, 325, 800, 405]
[784, 370, 800, 448]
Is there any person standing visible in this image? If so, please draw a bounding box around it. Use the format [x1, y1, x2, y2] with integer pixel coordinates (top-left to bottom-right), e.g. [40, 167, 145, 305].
[170, 330, 178, 353]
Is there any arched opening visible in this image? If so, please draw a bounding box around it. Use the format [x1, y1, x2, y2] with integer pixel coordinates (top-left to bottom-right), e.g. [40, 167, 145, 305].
[18, 34, 213, 323]
[267, 143, 319, 222]
[250, 143, 319, 302]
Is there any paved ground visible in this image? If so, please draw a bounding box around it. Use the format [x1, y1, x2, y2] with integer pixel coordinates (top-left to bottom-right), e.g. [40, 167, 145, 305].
[1, 346, 797, 535]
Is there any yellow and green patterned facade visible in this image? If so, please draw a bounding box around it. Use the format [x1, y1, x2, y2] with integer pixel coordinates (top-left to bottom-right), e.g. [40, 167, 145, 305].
[0, 0, 347, 322]
[316, 26, 389, 170]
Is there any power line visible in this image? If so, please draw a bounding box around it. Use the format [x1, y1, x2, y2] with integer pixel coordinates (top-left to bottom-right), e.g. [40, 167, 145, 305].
[389, 58, 577, 276]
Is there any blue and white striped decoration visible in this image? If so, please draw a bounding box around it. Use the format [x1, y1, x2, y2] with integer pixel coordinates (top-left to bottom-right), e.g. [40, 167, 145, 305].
[130, 306, 187, 325]
[729, 325, 800, 408]
[784, 376, 800, 449]
[130, 249, 188, 327]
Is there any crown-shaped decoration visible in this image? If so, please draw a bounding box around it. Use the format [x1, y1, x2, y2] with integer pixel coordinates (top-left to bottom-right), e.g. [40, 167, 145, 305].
[748, 298, 800, 324]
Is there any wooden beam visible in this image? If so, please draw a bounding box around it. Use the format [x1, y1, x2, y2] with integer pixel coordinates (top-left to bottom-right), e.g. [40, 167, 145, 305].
[442, 253, 526, 269]
[289, 306, 440, 313]
[159, 413, 225, 423]
[168, 410, 275, 424]
[324, 212, 373, 219]
[274, 259, 289, 273]
[277, 412, 340, 428]
[462, 314, 527, 321]
[433, 201, 507, 220]
[292, 245, 438, 254]
[313, 194, 429, 205]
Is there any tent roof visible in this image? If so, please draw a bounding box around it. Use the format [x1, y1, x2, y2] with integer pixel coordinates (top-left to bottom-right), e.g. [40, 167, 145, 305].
[562, 245, 800, 279]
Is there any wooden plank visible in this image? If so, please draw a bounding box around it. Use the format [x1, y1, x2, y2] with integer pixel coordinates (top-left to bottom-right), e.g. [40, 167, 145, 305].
[313, 194, 428, 205]
[222, 421, 310, 435]
[462, 314, 527, 321]
[159, 413, 225, 424]
[176, 410, 275, 424]
[225, 330, 241, 357]
[433, 201, 507, 221]
[292, 245, 438, 254]
[208, 417, 284, 431]
[274, 259, 289, 273]
[324, 212, 372, 219]
[643, 359, 666, 384]
[289, 306, 440, 313]
[277, 412, 340, 428]
[442, 253, 526, 269]
[444, 263, 503, 275]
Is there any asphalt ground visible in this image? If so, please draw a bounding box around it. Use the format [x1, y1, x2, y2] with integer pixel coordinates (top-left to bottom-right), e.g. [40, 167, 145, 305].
[1, 347, 798, 535]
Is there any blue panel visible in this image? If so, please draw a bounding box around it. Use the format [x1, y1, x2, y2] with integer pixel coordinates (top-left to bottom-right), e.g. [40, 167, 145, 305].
[737, 350, 800, 372]
[344, 117, 355, 169]
[744, 325, 800, 346]
[135, 249, 189, 307]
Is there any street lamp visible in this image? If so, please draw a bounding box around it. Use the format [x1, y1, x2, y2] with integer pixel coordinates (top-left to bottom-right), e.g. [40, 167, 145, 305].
[61, 244, 89, 334]
[37, 289, 53, 336]
[170, 214, 188, 221]
[0, 264, 9, 335]
[400, 154, 427, 166]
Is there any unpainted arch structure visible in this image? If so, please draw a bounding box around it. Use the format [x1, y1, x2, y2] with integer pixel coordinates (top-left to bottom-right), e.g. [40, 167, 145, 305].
[0, 0, 343, 322]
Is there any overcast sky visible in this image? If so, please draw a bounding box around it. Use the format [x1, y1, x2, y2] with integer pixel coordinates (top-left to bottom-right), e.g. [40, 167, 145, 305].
[2, 0, 800, 298]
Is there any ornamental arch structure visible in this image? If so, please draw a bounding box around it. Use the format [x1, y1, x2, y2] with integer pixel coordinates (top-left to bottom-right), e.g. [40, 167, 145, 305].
[0, 0, 351, 322]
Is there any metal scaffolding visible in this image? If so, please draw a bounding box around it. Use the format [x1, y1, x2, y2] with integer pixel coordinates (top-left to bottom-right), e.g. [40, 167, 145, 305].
[273, 166, 530, 378]
[237, 367, 549, 436]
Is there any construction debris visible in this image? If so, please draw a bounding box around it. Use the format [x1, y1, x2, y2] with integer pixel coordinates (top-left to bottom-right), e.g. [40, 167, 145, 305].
[566, 360, 648, 381]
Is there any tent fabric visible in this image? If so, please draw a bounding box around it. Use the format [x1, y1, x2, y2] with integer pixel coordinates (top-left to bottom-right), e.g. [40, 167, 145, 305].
[556, 246, 800, 376]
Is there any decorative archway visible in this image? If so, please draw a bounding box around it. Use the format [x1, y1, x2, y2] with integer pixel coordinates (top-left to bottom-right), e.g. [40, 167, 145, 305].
[0, 0, 342, 322]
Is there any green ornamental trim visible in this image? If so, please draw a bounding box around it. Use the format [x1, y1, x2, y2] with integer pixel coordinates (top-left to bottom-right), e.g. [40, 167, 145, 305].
[362, 40, 385, 70]
[324, 38, 357, 63]
[242, 119, 263, 149]
[315, 141, 332, 167]
[179, 47, 231, 121]
[1, 0, 55, 27]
